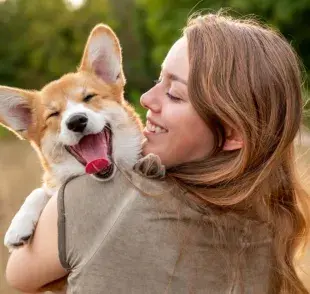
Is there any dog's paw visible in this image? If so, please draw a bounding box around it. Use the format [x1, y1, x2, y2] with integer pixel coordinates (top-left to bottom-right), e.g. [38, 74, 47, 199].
[4, 187, 50, 251]
[4, 216, 36, 250]
[133, 153, 166, 179]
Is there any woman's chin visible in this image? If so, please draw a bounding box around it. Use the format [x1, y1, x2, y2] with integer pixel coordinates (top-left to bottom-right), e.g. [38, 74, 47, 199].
[141, 140, 153, 155]
[142, 146, 159, 158]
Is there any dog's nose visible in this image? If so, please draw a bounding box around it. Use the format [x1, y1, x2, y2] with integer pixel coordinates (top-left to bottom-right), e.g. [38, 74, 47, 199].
[66, 113, 88, 133]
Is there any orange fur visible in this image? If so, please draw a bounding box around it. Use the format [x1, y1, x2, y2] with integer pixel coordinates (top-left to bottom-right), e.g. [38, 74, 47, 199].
[1, 24, 143, 292]
[0, 24, 140, 188]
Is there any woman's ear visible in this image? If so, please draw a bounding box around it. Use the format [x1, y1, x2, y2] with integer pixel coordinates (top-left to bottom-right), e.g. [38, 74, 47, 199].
[223, 126, 243, 151]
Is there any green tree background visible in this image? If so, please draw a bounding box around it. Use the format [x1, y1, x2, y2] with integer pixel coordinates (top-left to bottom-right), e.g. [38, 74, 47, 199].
[0, 0, 309, 137]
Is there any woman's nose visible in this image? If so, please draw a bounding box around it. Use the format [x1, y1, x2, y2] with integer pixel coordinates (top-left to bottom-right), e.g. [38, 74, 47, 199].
[140, 88, 161, 113]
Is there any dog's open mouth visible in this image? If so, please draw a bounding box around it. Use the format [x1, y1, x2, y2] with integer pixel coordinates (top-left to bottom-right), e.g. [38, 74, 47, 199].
[65, 124, 114, 179]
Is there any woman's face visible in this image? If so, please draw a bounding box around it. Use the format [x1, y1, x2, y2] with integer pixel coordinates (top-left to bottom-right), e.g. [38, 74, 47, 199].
[140, 37, 215, 168]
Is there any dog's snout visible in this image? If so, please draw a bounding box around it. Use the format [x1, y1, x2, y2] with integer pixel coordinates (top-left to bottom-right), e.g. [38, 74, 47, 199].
[66, 113, 88, 133]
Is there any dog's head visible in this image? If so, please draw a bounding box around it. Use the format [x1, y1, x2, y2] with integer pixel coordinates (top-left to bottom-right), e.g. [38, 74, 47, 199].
[0, 24, 142, 184]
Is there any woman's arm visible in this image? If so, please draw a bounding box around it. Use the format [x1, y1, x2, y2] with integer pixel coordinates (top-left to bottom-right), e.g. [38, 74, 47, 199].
[5, 193, 67, 293]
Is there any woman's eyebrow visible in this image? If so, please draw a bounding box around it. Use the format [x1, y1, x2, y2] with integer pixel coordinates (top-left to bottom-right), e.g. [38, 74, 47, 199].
[161, 68, 187, 85]
[170, 73, 187, 85]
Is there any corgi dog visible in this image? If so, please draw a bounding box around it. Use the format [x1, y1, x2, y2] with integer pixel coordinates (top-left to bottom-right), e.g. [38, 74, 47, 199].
[1, 24, 143, 250]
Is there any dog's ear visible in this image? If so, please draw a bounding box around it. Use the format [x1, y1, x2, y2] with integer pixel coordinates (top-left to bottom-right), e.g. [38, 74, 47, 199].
[79, 24, 124, 84]
[0, 86, 34, 139]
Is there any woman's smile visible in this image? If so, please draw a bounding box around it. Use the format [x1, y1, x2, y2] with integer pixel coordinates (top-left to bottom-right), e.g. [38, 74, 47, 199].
[143, 118, 168, 135]
[140, 37, 215, 167]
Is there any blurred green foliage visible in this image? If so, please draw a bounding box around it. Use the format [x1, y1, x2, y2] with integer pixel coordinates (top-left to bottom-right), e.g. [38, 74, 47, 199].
[0, 0, 310, 138]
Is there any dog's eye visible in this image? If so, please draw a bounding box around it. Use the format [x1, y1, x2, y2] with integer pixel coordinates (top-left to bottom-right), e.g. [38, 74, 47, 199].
[47, 111, 60, 119]
[83, 94, 96, 103]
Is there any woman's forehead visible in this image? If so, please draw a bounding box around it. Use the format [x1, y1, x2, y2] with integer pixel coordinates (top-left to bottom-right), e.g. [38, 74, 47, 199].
[162, 37, 189, 82]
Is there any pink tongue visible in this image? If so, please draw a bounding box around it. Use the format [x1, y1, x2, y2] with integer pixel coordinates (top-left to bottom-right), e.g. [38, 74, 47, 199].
[72, 132, 111, 174]
[86, 159, 109, 174]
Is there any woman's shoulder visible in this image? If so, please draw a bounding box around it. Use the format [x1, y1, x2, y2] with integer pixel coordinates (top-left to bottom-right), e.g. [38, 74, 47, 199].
[59, 170, 136, 199]
[59, 153, 167, 198]
[59, 167, 272, 248]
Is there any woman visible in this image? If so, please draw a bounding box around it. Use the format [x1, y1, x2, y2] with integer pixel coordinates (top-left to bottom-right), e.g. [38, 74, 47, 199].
[6, 12, 309, 293]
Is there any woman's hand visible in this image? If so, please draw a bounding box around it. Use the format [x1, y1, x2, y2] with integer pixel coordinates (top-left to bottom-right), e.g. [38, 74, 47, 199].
[5, 194, 67, 293]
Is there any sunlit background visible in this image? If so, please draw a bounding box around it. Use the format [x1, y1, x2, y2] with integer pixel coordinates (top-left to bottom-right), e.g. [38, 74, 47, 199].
[0, 0, 309, 131]
[0, 0, 309, 293]
[0, 0, 87, 7]
[66, 0, 86, 9]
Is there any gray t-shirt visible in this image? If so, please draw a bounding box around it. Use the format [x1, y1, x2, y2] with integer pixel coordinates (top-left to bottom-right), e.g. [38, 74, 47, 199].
[58, 170, 273, 294]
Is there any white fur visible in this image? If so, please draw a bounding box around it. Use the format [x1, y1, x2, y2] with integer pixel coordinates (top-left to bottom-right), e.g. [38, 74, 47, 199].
[4, 188, 52, 250]
[41, 132, 85, 185]
[106, 106, 142, 169]
[59, 100, 107, 145]
[4, 29, 142, 250]
[5, 98, 142, 248]
[41, 100, 142, 185]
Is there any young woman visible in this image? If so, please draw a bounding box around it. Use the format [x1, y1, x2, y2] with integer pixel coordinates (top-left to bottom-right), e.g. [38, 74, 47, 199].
[6, 12, 309, 293]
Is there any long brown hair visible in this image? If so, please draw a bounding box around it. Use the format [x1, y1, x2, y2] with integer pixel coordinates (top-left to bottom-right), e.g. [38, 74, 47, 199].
[167, 12, 309, 293]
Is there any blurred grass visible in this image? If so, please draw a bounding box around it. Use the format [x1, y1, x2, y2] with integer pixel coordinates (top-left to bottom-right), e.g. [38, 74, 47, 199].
[0, 126, 9, 138]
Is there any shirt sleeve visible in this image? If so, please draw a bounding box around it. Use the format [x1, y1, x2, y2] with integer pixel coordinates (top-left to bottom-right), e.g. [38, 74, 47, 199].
[57, 172, 137, 271]
[57, 175, 80, 270]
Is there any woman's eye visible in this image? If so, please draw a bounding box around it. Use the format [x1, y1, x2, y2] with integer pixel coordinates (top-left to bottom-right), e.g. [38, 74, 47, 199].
[47, 111, 60, 119]
[83, 94, 96, 102]
[166, 92, 182, 103]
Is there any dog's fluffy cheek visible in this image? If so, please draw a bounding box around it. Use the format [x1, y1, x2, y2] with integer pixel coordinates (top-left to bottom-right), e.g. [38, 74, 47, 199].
[105, 106, 143, 169]
[50, 159, 85, 183]
[41, 132, 85, 182]
[39, 132, 64, 164]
